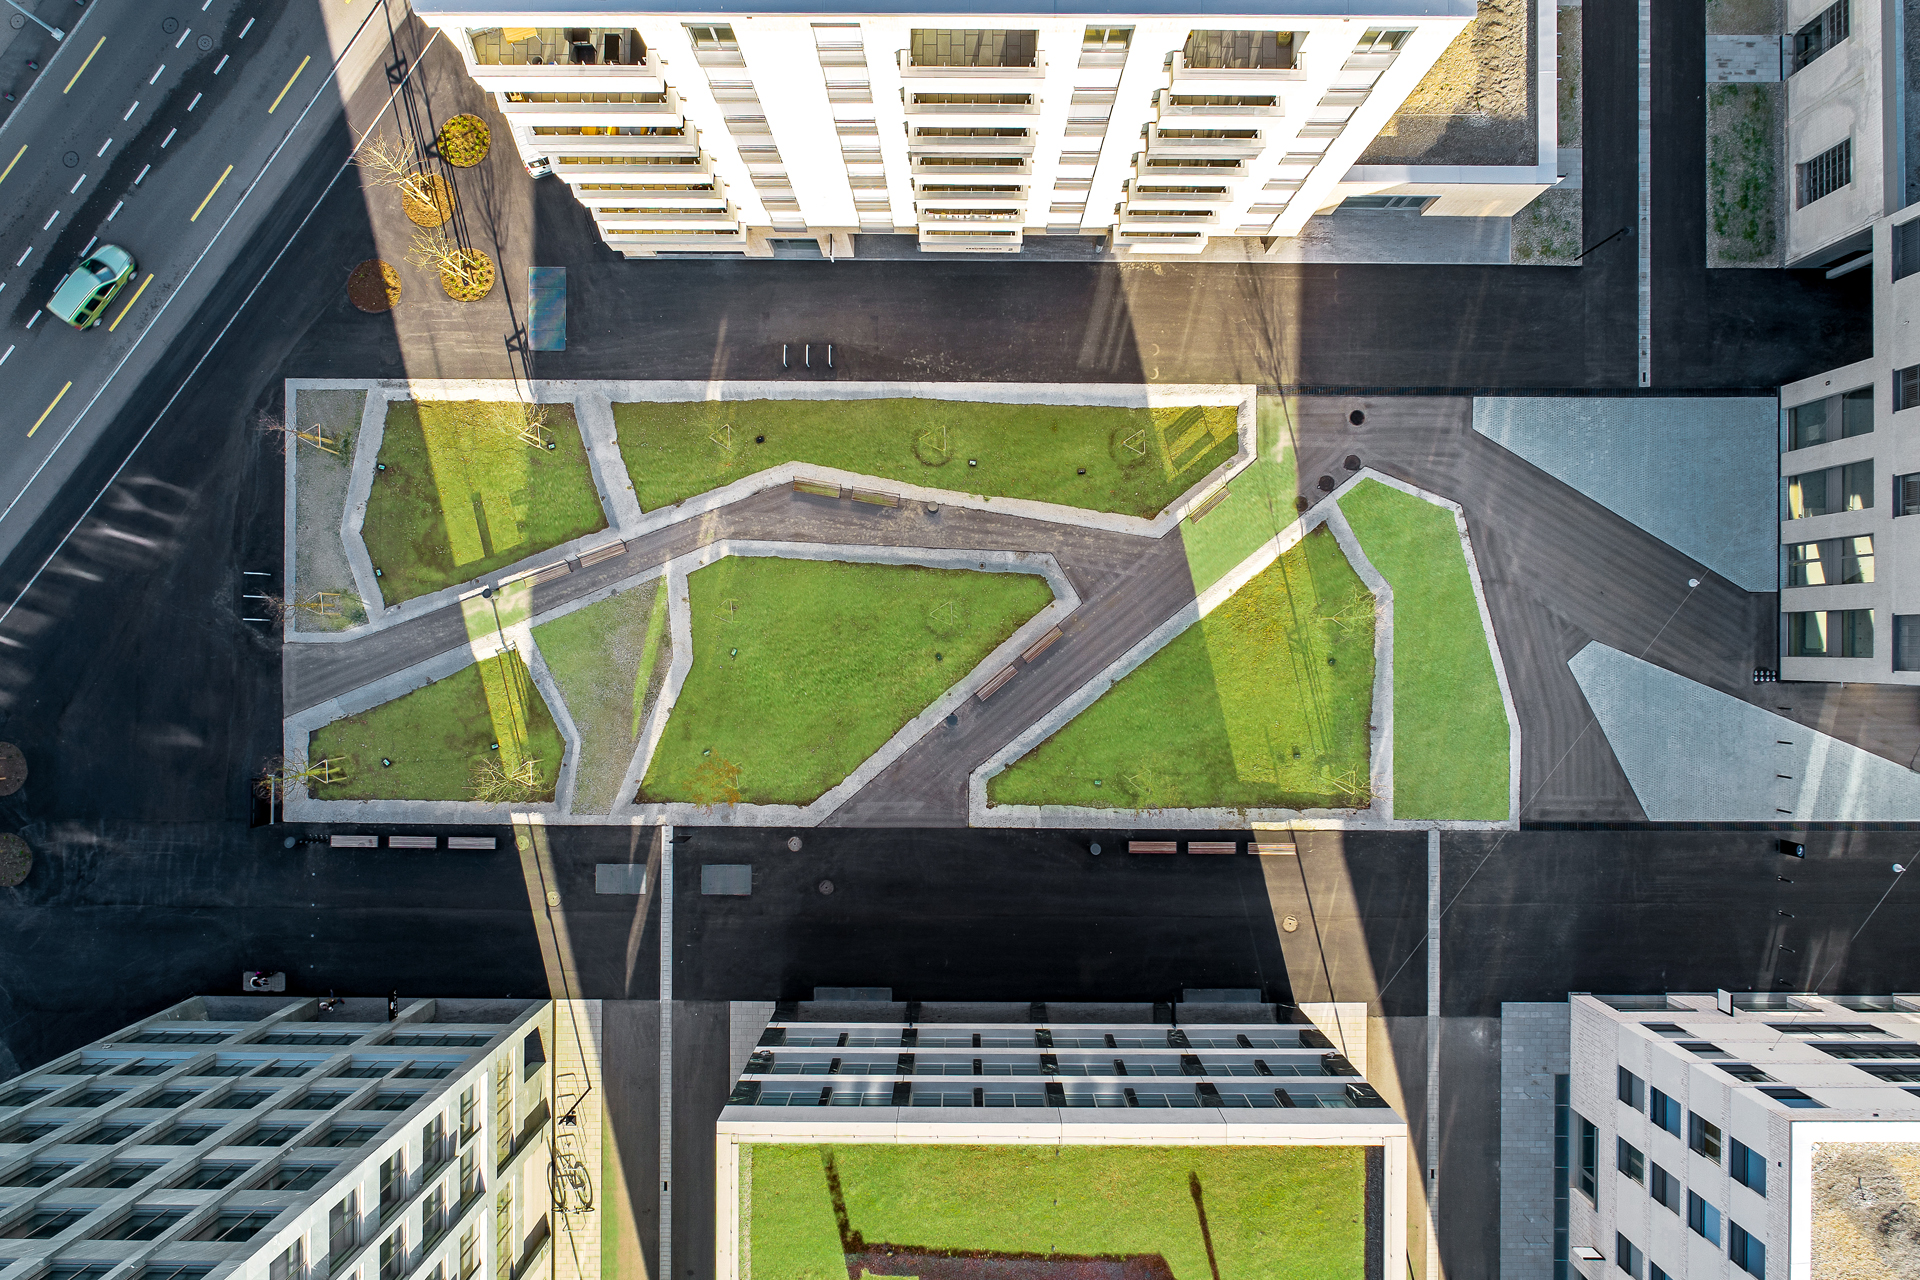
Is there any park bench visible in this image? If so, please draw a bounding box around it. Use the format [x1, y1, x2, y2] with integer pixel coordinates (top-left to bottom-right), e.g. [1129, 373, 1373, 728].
[1186, 486, 1231, 522]
[577, 541, 627, 568]
[975, 665, 1017, 700]
[388, 835, 437, 850]
[447, 836, 497, 851]
[849, 488, 900, 507]
[1251, 841, 1298, 856]
[329, 834, 378, 849]
[1187, 841, 1238, 855]
[528, 561, 572, 585]
[791, 478, 840, 499]
[1129, 841, 1178, 854]
[1020, 626, 1062, 664]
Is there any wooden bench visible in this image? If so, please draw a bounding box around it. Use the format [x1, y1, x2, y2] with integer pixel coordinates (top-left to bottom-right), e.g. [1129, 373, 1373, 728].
[447, 836, 497, 851]
[1250, 841, 1298, 856]
[1186, 487, 1231, 522]
[577, 541, 627, 568]
[529, 561, 572, 585]
[1188, 841, 1238, 855]
[1129, 841, 1179, 855]
[975, 665, 1017, 700]
[388, 835, 438, 850]
[329, 834, 378, 849]
[1020, 626, 1063, 664]
[849, 488, 900, 507]
[791, 478, 841, 499]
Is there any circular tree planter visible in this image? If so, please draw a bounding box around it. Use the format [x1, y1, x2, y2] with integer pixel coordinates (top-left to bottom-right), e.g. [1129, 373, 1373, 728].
[439, 249, 496, 302]
[403, 174, 457, 227]
[0, 742, 24, 797]
[436, 114, 491, 168]
[0, 834, 29, 888]
[347, 260, 402, 313]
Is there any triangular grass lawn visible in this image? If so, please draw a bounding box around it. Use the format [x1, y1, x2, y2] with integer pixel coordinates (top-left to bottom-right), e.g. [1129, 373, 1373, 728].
[746, 1143, 1364, 1280]
[308, 652, 563, 802]
[361, 400, 608, 604]
[639, 556, 1053, 807]
[612, 398, 1239, 519]
[989, 526, 1375, 811]
[1336, 478, 1509, 820]
[533, 580, 671, 814]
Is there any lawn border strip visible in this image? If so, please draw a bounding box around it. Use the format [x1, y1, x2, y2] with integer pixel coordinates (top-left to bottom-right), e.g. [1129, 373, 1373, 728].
[280, 377, 1253, 647]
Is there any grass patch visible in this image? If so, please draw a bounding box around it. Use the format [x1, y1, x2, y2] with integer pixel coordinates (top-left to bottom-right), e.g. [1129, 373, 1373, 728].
[362, 400, 607, 605]
[640, 557, 1052, 807]
[1557, 5, 1582, 147]
[612, 398, 1239, 519]
[748, 1143, 1365, 1280]
[308, 652, 564, 802]
[1177, 396, 1299, 595]
[1511, 187, 1583, 265]
[990, 526, 1375, 812]
[1706, 83, 1781, 266]
[1337, 479, 1509, 820]
[533, 582, 671, 814]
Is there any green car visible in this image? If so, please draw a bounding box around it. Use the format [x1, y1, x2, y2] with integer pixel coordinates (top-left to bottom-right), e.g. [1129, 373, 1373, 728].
[46, 245, 137, 329]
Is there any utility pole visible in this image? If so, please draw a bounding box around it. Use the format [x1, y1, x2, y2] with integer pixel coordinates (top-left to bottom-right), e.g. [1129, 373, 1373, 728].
[3, 1, 64, 40]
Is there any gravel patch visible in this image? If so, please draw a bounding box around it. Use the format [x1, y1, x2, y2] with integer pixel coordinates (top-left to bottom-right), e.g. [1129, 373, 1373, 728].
[1511, 187, 1582, 264]
[1707, 0, 1783, 35]
[292, 388, 367, 632]
[1358, 0, 1537, 167]
[1707, 83, 1783, 267]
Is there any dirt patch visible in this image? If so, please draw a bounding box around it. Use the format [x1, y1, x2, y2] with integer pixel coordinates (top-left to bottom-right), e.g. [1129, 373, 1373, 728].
[1558, 6, 1581, 147]
[0, 743, 24, 797]
[1357, 0, 1537, 167]
[1707, 82, 1783, 267]
[0, 833, 28, 887]
[1708, 0, 1784, 35]
[847, 1249, 1175, 1280]
[292, 388, 369, 633]
[1512, 186, 1582, 264]
[347, 260, 402, 313]
[403, 173, 457, 227]
[1811, 1142, 1920, 1279]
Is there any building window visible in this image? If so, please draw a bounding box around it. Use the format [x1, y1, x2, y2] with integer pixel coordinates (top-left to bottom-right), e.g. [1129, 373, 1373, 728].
[1650, 1265, 1672, 1280]
[1617, 1137, 1645, 1183]
[1896, 218, 1920, 282]
[685, 25, 737, 50]
[1688, 1113, 1723, 1162]
[1797, 138, 1853, 206]
[1897, 473, 1920, 515]
[1687, 1191, 1722, 1244]
[1895, 616, 1920, 672]
[1616, 1233, 1644, 1279]
[1787, 536, 1874, 586]
[1788, 388, 1873, 447]
[909, 29, 1038, 68]
[1576, 1113, 1598, 1201]
[328, 1191, 358, 1267]
[1182, 30, 1296, 70]
[1898, 366, 1920, 411]
[1650, 1163, 1679, 1212]
[1649, 1088, 1681, 1136]
[1729, 1223, 1766, 1276]
[1729, 1137, 1767, 1194]
[1788, 609, 1874, 658]
[1787, 460, 1873, 517]
[1554, 1075, 1571, 1280]
[1815, 1041, 1920, 1059]
[1082, 27, 1131, 52]
[1760, 1086, 1824, 1108]
[1617, 1067, 1644, 1110]
[378, 1229, 405, 1280]
[1719, 1063, 1774, 1083]
[1792, 1, 1849, 72]
[1354, 28, 1412, 52]
[269, 1241, 304, 1280]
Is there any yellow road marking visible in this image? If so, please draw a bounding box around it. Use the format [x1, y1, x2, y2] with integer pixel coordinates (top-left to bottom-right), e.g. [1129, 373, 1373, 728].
[0, 145, 25, 187]
[63, 37, 105, 94]
[28, 382, 72, 438]
[190, 164, 232, 221]
[268, 54, 310, 113]
[107, 273, 154, 332]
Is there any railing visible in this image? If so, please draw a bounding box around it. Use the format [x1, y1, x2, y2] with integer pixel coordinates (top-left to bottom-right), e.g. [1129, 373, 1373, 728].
[467, 27, 646, 68]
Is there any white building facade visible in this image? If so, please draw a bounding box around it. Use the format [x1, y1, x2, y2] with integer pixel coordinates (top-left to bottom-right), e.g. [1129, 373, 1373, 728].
[0, 997, 594, 1280]
[1569, 991, 1920, 1280]
[409, 1, 1492, 257]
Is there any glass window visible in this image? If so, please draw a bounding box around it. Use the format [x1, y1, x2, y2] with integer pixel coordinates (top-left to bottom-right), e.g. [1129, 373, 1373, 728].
[1355, 28, 1411, 52]
[685, 25, 737, 49]
[1081, 27, 1131, 51]
[1576, 1113, 1598, 1200]
[329, 1191, 358, 1264]
[1789, 462, 1873, 517]
[1797, 137, 1852, 206]
[1895, 473, 1920, 515]
[1719, 1063, 1774, 1083]
[1687, 1191, 1722, 1244]
[1730, 1138, 1767, 1194]
[1842, 387, 1874, 435]
[1897, 366, 1920, 410]
[1617, 1137, 1646, 1182]
[1896, 217, 1920, 282]
[1182, 30, 1295, 70]
[1729, 1222, 1765, 1276]
[1650, 1163, 1679, 1211]
[1788, 399, 1829, 448]
[1789, 609, 1875, 657]
[1649, 1089, 1681, 1136]
[1760, 1086, 1824, 1108]
[1895, 616, 1920, 671]
[1616, 1232, 1644, 1279]
[1617, 1067, 1644, 1109]
[1792, 1, 1850, 72]
[1688, 1113, 1723, 1162]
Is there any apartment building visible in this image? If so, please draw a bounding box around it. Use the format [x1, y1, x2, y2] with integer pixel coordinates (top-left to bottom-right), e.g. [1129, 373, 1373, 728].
[1783, 0, 1915, 268]
[1570, 990, 1920, 1280]
[714, 1001, 1409, 1278]
[1778, 209, 1920, 682]
[0, 997, 595, 1280]
[409, 2, 1491, 257]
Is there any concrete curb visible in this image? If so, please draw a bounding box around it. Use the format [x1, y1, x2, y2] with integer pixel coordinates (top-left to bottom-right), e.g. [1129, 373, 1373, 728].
[339, 386, 391, 623]
[1320, 501, 1396, 819]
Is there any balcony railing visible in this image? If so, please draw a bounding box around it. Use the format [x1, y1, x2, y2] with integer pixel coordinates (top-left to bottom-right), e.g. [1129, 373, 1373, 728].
[467, 27, 646, 67]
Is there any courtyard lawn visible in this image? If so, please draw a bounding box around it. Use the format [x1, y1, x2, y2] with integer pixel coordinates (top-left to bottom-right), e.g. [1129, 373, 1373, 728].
[533, 580, 671, 814]
[1337, 478, 1510, 820]
[307, 652, 564, 802]
[611, 398, 1240, 519]
[989, 526, 1375, 812]
[639, 557, 1052, 807]
[1177, 394, 1300, 593]
[361, 400, 608, 605]
[747, 1143, 1364, 1280]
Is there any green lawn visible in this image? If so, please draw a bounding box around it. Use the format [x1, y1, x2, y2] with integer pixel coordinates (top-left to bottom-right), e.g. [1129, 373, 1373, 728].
[640, 557, 1052, 807]
[748, 1143, 1365, 1280]
[612, 398, 1239, 519]
[362, 400, 608, 605]
[990, 526, 1375, 811]
[1178, 395, 1300, 593]
[308, 652, 564, 802]
[533, 581, 670, 814]
[1337, 478, 1510, 820]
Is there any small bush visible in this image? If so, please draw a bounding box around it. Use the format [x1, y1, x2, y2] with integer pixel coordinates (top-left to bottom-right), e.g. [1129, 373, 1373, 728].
[437, 114, 491, 168]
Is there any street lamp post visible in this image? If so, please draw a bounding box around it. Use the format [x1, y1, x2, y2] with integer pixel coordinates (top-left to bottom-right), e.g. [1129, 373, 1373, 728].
[3, 1, 64, 41]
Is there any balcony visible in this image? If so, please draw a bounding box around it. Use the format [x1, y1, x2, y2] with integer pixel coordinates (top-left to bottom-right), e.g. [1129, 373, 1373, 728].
[594, 209, 742, 232]
[1157, 93, 1283, 122]
[916, 228, 1023, 253]
[496, 98, 680, 129]
[1167, 51, 1306, 93]
[897, 48, 1043, 84]
[910, 157, 1031, 178]
[605, 228, 751, 256]
[905, 98, 1040, 122]
[467, 27, 647, 68]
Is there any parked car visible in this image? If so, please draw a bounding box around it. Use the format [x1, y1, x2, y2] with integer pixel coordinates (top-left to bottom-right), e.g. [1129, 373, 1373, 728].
[525, 155, 552, 179]
[46, 245, 137, 328]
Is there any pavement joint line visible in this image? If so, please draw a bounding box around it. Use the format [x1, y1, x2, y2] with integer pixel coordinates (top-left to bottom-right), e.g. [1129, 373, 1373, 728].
[658, 826, 674, 1280]
[107, 274, 153, 332]
[62, 36, 103, 93]
[28, 383, 72, 439]
[190, 165, 233, 222]
[0, 9, 428, 630]
[1425, 828, 1440, 1280]
[269, 55, 311, 114]
[1636, 0, 1652, 388]
[0, 145, 25, 186]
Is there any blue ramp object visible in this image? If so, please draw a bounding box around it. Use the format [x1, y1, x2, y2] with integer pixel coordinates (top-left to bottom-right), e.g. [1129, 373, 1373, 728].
[528, 267, 566, 351]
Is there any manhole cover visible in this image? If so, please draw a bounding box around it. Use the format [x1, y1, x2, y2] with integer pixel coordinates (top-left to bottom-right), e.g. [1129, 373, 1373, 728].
[162, 17, 179, 33]
[1316, 474, 1336, 493]
[1282, 914, 1299, 933]
[1089, 842, 1102, 856]
[1348, 409, 1366, 426]
[817, 879, 834, 895]
[62, 151, 78, 167]
[786, 836, 802, 852]
[944, 713, 958, 727]
[197, 34, 213, 50]
[8, 14, 24, 30]
[1344, 454, 1362, 471]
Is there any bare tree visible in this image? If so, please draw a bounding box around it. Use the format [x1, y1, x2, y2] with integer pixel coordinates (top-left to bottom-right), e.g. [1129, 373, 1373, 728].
[258, 411, 346, 457]
[470, 756, 542, 805]
[407, 228, 492, 297]
[355, 132, 441, 209]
